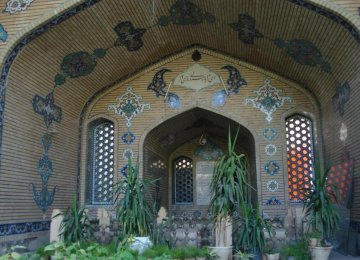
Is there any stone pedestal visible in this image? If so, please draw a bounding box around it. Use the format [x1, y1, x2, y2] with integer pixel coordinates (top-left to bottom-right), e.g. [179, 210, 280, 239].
[50, 209, 63, 242]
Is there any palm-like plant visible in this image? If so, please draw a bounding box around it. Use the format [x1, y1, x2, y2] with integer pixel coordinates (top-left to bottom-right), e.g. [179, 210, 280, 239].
[209, 127, 252, 246]
[303, 166, 340, 241]
[57, 197, 91, 243]
[113, 158, 154, 237]
[235, 203, 272, 253]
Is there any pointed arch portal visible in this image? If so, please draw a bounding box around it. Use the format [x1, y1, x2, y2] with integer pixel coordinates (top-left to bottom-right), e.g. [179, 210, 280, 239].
[143, 107, 257, 214]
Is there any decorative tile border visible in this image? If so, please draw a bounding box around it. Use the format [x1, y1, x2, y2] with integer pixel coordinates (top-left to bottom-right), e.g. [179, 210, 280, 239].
[0, 221, 50, 237]
[288, 0, 359, 43]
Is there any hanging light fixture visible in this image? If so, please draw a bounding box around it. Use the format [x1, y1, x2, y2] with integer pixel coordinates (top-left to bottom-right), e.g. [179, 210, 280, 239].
[199, 132, 208, 145]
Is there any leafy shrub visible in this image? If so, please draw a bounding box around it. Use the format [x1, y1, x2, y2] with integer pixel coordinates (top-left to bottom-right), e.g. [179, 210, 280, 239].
[55, 197, 91, 243]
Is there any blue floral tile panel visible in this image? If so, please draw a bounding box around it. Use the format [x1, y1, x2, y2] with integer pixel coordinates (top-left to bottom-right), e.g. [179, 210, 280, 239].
[158, 0, 215, 26]
[229, 13, 263, 44]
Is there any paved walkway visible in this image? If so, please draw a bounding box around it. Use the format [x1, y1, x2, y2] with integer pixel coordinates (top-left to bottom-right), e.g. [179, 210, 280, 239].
[330, 251, 360, 259]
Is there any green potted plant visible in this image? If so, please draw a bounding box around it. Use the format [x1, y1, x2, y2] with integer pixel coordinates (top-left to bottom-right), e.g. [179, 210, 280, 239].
[113, 158, 155, 253]
[233, 250, 255, 260]
[305, 231, 322, 247]
[280, 239, 310, 260]
[303, 166, 340, 260]
[209, 127, 251, 260]
[264, 245, 280, 260]
[55, 196, 91, 243]
[234, 203, 273, 260]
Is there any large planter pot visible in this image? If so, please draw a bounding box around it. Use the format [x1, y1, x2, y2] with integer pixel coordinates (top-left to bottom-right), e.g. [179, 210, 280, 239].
[309, 246, 332, 260]
[208, 246, 232, 260]
[130, 236, 152, 254]
[265, 253, 280, 260]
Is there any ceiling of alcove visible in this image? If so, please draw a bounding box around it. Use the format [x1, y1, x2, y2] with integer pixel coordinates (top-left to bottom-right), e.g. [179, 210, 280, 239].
[5, 0, 359, 125]
[144, 108, 254, 155]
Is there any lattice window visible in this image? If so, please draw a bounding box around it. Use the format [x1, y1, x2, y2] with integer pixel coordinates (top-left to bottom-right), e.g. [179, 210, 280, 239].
[286, 115, 314, 202]
[174, 157, 193, 204]
[90, 121, 115, 205]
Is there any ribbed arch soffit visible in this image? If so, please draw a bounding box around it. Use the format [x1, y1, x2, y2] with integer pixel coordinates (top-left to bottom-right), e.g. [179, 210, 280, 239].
[0, 0, 359, 159]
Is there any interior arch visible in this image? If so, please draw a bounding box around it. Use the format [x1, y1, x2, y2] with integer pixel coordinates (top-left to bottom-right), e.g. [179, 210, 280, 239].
[143, 107, 257, 213]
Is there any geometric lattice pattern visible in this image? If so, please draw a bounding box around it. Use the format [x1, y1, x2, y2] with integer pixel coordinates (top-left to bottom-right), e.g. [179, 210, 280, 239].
[286, 115, 314, 202]
[326, 153, 354, 207]
[92, 122, 115, 204]
[174, 157, 193, 204]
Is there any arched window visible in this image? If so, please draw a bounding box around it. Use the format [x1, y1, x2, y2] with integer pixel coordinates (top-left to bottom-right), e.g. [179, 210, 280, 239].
[286, 114, 314, 203]
[87, 119, 115, 205]
[173, 156, 193, 204]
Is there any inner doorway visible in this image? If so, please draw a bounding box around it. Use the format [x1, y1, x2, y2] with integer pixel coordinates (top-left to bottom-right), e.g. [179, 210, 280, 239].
[143, 107, 256, 216]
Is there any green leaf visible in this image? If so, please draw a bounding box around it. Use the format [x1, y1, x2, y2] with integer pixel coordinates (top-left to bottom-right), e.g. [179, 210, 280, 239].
[10, 252, 21, 260]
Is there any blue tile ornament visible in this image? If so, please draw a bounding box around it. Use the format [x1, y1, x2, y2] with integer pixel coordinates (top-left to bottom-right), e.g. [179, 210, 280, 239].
[108, 86, 150, 127]
[31, 184, 57, 213]
[267, 180, 279, 192]
[119, 164, 135, 177]
[114, 21, 146, 51]
[0, 24, 8, 42]
[263, 128, 278, 141]
[245, 79, 292, 123]
[122, 148, 134, 160]
[166, 93, 180, 109]
[4, 0, 34, 14]
[194, 140, 224, 161]
[265, 144, 277, 156]
[265, 196, 282, 205]
[32, 92, 62, 129]
[332, 81, 351, 117]
[265, 161, 280, 176]
[221, 65, 247, 94]
[274, 38, 331, 73]
[60, 49, 106, 79]
[38, 155, 53, 183]
[212, 90, 227, 107]
[229, 13, 263, 44]
[121, 131, 136, 145]
[158, 0, 215, 26]
[147, 69, 171, 97]
[41, 133, 52, 154]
